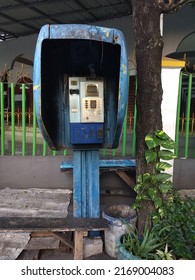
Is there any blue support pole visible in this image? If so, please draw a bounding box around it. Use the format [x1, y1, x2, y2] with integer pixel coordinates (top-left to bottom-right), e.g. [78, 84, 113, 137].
[73, 150, 100, 218]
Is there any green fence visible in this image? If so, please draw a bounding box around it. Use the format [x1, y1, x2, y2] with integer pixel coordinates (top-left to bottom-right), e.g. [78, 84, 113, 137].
[0, 81, 135, 157]
[1, 72, 195, 158]
[175, 71, 195, 158]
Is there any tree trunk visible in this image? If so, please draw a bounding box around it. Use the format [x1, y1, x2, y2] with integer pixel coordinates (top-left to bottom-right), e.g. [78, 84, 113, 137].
[132, 0, 164, 233]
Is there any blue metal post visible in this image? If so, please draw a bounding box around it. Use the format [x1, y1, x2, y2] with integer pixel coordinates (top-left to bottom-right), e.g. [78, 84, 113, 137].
[73, 150, 100, 218]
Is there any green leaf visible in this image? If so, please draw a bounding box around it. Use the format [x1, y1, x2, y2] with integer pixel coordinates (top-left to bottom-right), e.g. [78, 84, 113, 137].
[158, 207, 166, 218]
[137, 173, 150, 183]
[152, 215, 159, 224]
[155, 173, 172, 181]
[158, 150, 177, 160]
[142, 173, 151, 182]
[159, 182, 173, 193]
[136, 193, 149, 201]
[145, 150, 157, 163]
[155, 130, 170, 140]
[154, 197, 163, 208]
[148, 188, 158, 200]
[137, 174, 143, 183]
[134, 183, 142, 193]
[145, 134, 161, 149]
[148, 188, 162, 208]
[161, 139, 176, 149]
[155, 162, 172, 171]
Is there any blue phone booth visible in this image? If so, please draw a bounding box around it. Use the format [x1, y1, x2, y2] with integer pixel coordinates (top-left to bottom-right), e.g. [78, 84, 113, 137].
[33, 24, 128, 218]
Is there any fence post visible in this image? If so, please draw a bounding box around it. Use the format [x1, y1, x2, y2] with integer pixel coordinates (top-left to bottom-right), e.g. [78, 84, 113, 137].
[132, 75, 137, 157]
[43, 140, 47, 156]
[175, 71, 183, 157]
[22, 84, 26, 155]
[11, 83, 15, 155]
[0, 83, 5, 155]
[32, 99, 37, 156]
[184, 73, 193, 158]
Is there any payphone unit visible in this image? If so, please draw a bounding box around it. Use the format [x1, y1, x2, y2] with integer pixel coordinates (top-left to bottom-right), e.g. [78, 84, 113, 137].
[33, 24, 129, 218]
[33, 24, 128, 151]
[69, 77, 104, 144]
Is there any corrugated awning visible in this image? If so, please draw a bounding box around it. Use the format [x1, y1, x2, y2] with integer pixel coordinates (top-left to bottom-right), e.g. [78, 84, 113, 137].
[0, 0, 132, 41]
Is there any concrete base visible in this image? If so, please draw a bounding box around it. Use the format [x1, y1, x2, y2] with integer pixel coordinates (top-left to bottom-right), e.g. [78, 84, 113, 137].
[173, 158, 195, 189]
[83, 237, 103, 258]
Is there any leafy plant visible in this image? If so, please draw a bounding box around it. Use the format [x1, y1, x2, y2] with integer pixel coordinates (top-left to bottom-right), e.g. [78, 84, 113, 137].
[133, 130, 176, 218]
[153, 193, 195, 259]
[131, 129, 195, 259]
[121, 223, 166, 260]
[155, 243, 175, 260]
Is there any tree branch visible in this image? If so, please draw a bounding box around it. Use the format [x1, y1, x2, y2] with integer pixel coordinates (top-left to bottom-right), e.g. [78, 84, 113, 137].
[158, 0, 194, 13]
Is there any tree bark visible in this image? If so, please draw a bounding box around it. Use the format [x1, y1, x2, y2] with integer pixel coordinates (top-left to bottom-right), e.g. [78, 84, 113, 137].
[132, 0, 164, 233]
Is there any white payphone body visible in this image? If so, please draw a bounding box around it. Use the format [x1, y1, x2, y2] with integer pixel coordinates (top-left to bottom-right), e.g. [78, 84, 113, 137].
[69, 77, 104, 144]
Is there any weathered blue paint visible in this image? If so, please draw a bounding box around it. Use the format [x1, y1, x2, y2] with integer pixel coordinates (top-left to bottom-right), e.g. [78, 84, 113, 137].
[33, 25, 55, 149]
[60, 158, 136, 171]
[33, 24, 128, 150]
[112, 29, 129, 148]
[73, 150, 100, 218]
[49, 24, 114, 42]
[33, 24, 129, 220]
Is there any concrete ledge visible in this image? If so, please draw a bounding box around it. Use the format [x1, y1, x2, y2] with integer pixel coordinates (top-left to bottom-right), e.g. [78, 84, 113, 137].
[0, 156, 73, 189]
[173, 158, 195, 190]
[1, 156, 194, 191]
[0, 156, 135, 192]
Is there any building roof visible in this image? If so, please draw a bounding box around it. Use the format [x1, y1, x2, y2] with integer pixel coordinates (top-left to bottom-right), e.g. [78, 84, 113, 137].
[0, 0, 132, 41]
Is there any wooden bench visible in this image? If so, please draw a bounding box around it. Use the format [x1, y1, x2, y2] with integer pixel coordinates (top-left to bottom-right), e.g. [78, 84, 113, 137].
[0, 217, 109, 260]
[60, 158, 136, 190]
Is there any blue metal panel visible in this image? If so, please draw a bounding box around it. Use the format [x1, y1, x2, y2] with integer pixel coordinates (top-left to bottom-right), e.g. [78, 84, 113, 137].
[73, 150, 100, 218]
[33, 24, 129, 150]
[49, 24, 114, 43]
[60, 158, 136, 171]
[33, 25, 55, 149]
[99, 159, 136, 168]
[70, 123, 103, 144]
[112, 28, 129, 148]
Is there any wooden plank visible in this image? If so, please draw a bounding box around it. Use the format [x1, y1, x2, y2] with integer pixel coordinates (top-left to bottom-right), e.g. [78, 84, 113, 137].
[74, 231, 84, 260]
[51, 232, 74, 249]
[25, 237, 60, 250]
[17, 249, 40, 260]
[115, 171, 135, 190]
[0, 217, 109, 232]
[31, 231, 53, 238]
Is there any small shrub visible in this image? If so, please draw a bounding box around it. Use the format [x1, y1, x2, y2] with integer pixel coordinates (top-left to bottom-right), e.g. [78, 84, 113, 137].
[153, 193, 195, 259]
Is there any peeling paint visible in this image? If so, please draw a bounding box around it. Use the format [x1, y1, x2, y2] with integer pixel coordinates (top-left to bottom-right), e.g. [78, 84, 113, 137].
[121, 64, 127, 74]
[33, 84, 40, 91]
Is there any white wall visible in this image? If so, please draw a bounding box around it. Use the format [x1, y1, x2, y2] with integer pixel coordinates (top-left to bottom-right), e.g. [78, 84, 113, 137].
[161, 67, 182, 140]
[161, 66, 183, 176]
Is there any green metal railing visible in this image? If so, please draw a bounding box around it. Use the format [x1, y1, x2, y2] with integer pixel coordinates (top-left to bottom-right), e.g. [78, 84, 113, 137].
[0, 81, 135, 157]
[1, 72, 194, 158]
[175, 72, 195, 158]
[0, 83, 5, 155]
[132, 76, 138, 157]
[11, 83, 15, 156]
